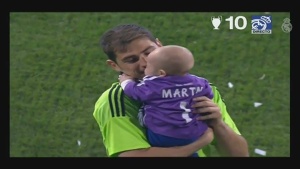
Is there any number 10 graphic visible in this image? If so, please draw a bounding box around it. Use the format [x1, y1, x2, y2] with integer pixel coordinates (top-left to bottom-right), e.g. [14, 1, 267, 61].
[225, 16, 247, 30]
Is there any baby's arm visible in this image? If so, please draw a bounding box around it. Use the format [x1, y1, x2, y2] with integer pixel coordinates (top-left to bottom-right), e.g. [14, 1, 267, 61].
[119, 74, 151, 102]
[119, 73, 133, 83]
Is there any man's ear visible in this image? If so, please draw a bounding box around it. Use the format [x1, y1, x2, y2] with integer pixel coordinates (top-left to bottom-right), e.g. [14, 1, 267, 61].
[107, 60, 121, 72]
[156, 38, 163, 47]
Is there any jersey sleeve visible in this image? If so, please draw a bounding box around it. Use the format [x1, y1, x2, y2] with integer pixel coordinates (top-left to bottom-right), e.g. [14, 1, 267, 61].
[121, 78, 154, 102]
[93, 83, 150, 157]
[203, 79, 214, 99]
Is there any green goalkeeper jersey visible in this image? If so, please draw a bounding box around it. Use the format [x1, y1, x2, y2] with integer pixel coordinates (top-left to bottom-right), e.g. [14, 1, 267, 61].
[93, 82, 241, 157]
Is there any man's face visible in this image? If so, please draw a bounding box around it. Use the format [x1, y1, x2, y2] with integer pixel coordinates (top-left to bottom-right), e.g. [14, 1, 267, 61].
[107, 38, 162, 80]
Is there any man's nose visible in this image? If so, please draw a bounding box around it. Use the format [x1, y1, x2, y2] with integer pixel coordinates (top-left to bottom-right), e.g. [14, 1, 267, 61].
[140, 56, 147, 68]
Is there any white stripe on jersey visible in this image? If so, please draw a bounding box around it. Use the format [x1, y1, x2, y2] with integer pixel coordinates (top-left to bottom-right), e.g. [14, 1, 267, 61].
[137, 75, 159, 86]
[189, 74, 208, 81]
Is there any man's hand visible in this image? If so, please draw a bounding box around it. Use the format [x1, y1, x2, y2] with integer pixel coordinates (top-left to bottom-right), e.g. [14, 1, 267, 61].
[197, 127, 214, 146]
[192, 96, 249, 157]
[192, 96, 222, 128]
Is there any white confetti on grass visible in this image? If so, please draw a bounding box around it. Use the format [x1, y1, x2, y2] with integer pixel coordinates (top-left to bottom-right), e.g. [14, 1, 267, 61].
[254, 102, 263, 107]
[254, 148, 266, 156]
[77, 140, 81, 146]
[259, 74, 265, 80]
[228, 82, 233, 88]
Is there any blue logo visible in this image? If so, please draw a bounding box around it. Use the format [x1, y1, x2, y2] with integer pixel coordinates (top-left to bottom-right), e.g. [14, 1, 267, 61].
[251, 16, 272, 34]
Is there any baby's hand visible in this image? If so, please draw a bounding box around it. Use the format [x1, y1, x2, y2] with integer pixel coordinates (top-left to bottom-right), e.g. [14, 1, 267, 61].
[118, 73, 132, 83]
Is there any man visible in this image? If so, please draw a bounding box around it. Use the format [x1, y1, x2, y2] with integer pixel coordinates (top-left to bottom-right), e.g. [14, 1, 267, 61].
[93, 24, 249, 157]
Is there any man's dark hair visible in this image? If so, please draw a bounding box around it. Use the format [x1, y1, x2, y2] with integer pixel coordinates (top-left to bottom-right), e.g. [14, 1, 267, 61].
[100, 24, 156, 63]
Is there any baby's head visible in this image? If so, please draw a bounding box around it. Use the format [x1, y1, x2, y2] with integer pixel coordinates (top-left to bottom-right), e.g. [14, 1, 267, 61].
[144, 45, 194, 76]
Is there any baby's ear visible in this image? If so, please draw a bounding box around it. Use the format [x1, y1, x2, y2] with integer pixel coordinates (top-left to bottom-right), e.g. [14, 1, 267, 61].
[159, 69, 167, 77]
[156, 38, 163, 47]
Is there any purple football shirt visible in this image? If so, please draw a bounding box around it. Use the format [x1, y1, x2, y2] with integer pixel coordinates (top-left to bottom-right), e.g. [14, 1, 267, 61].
[121, 74, 214, 139]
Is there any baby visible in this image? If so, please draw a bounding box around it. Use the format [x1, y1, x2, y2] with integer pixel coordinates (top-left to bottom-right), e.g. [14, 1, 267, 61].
[119, 45, 214, 157]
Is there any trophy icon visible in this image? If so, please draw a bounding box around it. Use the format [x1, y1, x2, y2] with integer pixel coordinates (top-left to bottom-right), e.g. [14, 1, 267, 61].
[211, 16, 222, 30]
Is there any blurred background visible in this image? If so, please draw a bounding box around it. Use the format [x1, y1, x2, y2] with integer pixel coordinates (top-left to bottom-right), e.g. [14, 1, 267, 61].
[10, 12, 290, 157]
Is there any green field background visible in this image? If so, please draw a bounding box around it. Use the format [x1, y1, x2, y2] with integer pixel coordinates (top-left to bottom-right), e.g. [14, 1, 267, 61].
[10, 12, 290, 157]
